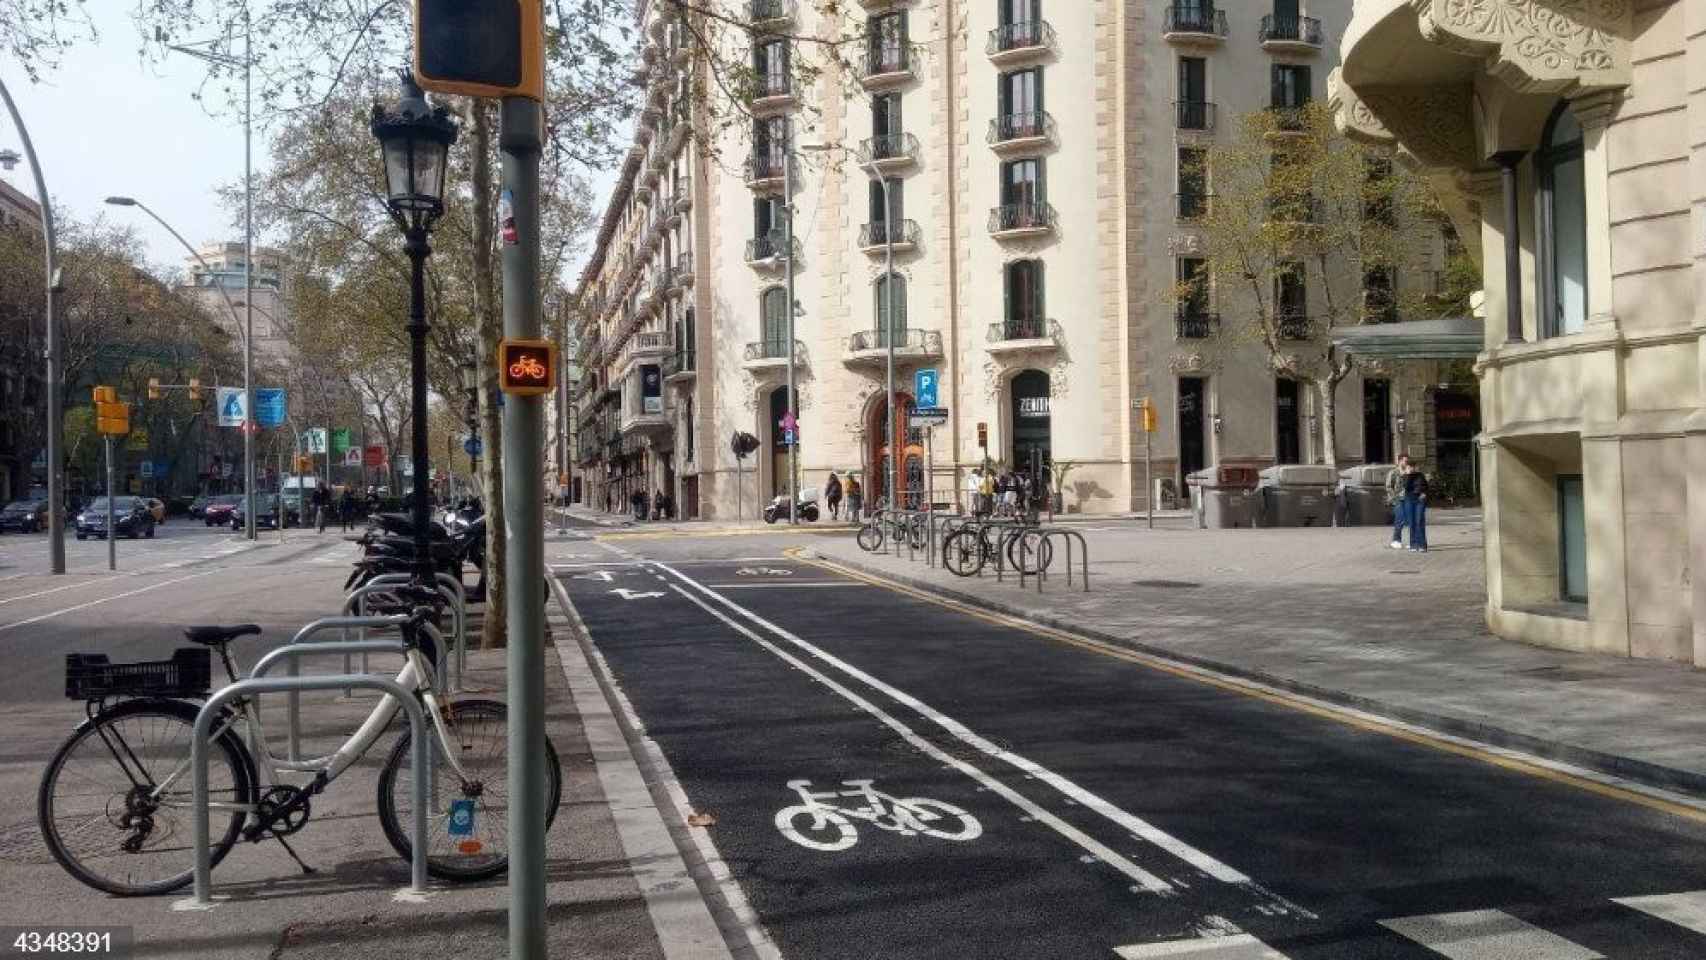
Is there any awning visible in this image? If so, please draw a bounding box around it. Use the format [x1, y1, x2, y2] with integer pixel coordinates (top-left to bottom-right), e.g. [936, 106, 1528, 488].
[1331, 316, 1483, 360]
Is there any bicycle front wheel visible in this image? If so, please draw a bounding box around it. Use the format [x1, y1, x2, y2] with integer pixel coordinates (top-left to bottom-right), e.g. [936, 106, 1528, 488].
[856, 522, 884, 553]
[377, 698, 562, 881]
[37, 699, 254, 896]
[943, 530, 985, 577]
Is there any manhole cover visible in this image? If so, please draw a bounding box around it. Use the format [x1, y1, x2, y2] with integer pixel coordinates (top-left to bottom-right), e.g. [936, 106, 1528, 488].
[1132, 580, 1201, 589]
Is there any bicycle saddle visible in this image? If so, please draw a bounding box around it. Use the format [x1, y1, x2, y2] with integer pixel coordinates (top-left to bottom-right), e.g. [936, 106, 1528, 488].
[183, 624, 262, 646]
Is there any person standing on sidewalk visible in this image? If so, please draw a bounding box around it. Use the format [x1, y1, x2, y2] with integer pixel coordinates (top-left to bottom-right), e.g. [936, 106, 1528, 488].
[1387, 455, 1410, 549]
[846, 474, 863, 518]
[1401, 459, 1429, 552]
[825, 471, 843, 520]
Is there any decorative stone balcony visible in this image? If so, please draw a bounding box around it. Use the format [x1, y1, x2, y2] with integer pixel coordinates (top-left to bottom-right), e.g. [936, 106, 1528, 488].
[986, 20, 1055, 66]
[744, 234, 799, 269]
[742, 338, 806, 374]
[844, 328, 942, 368]
[986, 319, 1060, 356]
[664, 348, 696, 385]
[746, 0, 795, 29]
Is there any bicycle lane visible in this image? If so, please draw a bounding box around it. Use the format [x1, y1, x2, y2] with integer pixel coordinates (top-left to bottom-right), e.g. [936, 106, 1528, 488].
[648, 557, 1706, 960]
[555, 563, 1266, 960]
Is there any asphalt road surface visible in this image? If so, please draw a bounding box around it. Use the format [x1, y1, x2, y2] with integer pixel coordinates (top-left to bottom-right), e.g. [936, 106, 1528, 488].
[559, 532, 1706, 960]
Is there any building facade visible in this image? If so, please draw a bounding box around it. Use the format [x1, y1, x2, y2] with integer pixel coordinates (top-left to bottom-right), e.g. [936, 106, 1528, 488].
[178, 242, 291, 364]
[576, 0, 1457, 521]
[1334, 0, 1704, 663]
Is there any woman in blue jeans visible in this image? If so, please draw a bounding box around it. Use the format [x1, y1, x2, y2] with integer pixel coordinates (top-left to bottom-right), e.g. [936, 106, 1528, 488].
[1400, 462, 1428, 552]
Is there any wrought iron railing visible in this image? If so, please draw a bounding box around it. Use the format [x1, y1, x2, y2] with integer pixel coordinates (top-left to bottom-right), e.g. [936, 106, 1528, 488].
[747, 0, 795, 24]
[1276, 311, 1313, 340]
[1176, 192, 1212, 221]
[986, 20, 1056, 55]
[1260, 14, 1322, 44]
[858, 218, 921, 248]
[1163, 6, 1227, 37]
[987, 110, 1056, 145]
[744, 338, 803, 362]
[1176, 312, 1220, 339]
[859, 132, 920, 165]
[745, 234, 800, 262]
[743, 151, 791, 184]
[862, 42, 909, 78]
[1175, 100, 1216, 131]
[988, 201, 1057, 234]
[988, 318, 1055, 342]
[752, 70, 792, 100]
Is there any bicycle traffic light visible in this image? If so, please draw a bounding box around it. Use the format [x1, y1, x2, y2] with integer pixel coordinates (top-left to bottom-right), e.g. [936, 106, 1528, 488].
[414, 0, 544, 101]
[147, 378, 162, 400]
[497, 338, 556, 396]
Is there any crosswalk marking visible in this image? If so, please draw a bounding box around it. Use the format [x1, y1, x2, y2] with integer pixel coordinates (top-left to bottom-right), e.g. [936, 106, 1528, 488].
[1115, 934, 1288, 958]
[1380, 909, 1603, 959]
[1614, 889, 1706, 937]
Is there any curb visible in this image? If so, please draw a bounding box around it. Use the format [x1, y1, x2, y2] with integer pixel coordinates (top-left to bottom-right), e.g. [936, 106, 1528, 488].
[806, 546, 1706, 800]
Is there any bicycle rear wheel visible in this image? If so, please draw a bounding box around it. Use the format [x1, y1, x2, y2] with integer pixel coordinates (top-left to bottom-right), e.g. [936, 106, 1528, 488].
[856, 522, 884, 552]
[37, 699, 254, 896]
[377, 698, 561, 881]
[1006, 531, 1055, 575]
[942, 529, 985, 577]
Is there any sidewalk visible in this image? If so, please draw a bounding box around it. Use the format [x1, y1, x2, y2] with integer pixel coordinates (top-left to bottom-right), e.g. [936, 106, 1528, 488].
[805, 511, 1706, 795]
[559, 504, 856, 537]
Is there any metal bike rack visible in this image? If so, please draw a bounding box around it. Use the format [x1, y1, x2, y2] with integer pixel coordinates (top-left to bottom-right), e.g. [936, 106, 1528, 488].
[191, 667, 430, 904]
[1029, 527, 1090, 593]
[347, 572, 465, 692]
[281, 614, 412, 762]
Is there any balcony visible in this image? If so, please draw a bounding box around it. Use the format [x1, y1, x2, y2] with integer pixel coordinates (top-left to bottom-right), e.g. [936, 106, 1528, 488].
[749, 71, 796, 115]
[1259, 14, 1322, 53]
[859, 44, 913, 90]
[1176, 311, 1220, 339]
[631, 330, 672, 360]
[1162, 6, 1227, 44]
[1276, 312, 1313, 340]
[1176, 192, 1212, 223]
[745, 234, 799, 269]
[857, 132, 920, 173]
[1266, 106, 1311, 138]
[743, 151, 792, 191]
[986, 318, 1060, 356]
[986, 20, 1055, 65]
[1174, 100, 1216, 132]
[742, 338, 807, 374]
[622, 405, 673, 437]
[988, 201, 1057, 240]
[747, 0, 795, 28]
[858, 218, 921, 254]
[844, 328, 943, 368]
[664, 348, 696, 385]
[633, 179, 653, 203]
[672, 251, 695, 290]
[987, 110, 1056, 155]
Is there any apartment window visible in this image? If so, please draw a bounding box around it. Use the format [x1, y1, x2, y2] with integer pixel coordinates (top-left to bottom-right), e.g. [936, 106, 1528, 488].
[869, 178, 904, 230]
[1004, 259, 1045, 337]
[1002, 158, 1044, 207]
[1558, 475, 1587, 602]
[1177, 257, 1208, 318]
[999, 67, 1043, 123]
[1275, 261, 1307, 337]
[1537, 101, 1586, 337]
[1275, 378, 1301, 464]
[754, 115, 788, 161]
[754, 38, 789, 95]
[1364, 266, 1397, 323]
[752, 196, 784, 257]
[1178, 146, 1207, 219]
[873, 92, 903, 138]
[761, 286, 789, 351]
[874, 272, 908, 338]
[868, 11, 907, 72]
[1271, 63, 1311, 110]
[683, 397, 695, 462]
[1000, 0, 1040, 26]
[1177, 57, 1209, 130]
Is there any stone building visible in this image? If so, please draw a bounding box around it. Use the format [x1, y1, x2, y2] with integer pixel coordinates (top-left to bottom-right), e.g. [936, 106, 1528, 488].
[1333, 0, 1703, 662]
[575, 0, 1460, 521]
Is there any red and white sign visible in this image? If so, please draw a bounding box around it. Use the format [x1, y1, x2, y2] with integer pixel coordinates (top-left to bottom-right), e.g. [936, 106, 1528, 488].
[363, 445, 387, 468]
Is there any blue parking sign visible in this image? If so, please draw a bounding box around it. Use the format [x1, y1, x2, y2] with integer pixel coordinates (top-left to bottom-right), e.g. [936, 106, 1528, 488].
[254, 388, 287, 428]
[915, 369, 939, 409]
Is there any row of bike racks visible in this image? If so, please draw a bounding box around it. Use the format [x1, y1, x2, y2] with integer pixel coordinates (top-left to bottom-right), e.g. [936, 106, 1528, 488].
[868, 512, 1092, 594]
[189, 614, 439, 904]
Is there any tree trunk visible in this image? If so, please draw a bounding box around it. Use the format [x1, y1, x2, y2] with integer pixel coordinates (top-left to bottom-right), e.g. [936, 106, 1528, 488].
[1315, 377, 1340, 470]
[468, 103, 508, 650]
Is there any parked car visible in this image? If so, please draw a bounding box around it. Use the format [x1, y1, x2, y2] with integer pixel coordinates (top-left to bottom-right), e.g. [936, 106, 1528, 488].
[188, 495, 211, 518]
[0, 499, 48, 533]
[74, 497, 155, 540]
[231, 495, 297, 531]
[203, 494, 243, 527]
[145, 498, 167, 523]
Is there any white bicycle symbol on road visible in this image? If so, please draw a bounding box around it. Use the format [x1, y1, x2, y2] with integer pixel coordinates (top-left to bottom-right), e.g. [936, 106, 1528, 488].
[736, 566, 794, 577]
[774, 779, 982, 851]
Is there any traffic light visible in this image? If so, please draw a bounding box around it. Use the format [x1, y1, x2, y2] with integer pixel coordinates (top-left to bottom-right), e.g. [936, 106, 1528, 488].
[1139, 398, 1158, 433]
[188, 378, 201, 401]
[295, 455, 314, 474]
[414, 0, 544, 101]
[93, 386, 129, 436]
[498, 338, 557, 396]
[976, 422, 988, 450]
[147, 378, 162, 400]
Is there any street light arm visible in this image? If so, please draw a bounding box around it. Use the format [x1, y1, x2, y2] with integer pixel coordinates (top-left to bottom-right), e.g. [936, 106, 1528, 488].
[109, 198, 248, 348]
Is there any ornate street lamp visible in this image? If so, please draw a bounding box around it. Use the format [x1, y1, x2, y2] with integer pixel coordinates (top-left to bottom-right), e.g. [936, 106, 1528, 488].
[371, 70, 458, 579]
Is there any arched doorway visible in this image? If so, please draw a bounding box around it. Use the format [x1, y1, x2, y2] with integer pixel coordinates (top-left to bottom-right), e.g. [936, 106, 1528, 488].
[1010, 370, 1052, 477]
[866, 392, 923, 508]
[767, 386, 798, 499]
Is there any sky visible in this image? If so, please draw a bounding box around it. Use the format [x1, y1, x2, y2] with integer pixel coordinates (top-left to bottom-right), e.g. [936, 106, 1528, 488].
[1, 0, 620, 281]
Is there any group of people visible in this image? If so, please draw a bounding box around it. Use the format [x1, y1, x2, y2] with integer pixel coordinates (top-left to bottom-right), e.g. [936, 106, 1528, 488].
[962, 465, 1048, 519]
[821, 472, 863, 520]
[626, 488, 675, 522]
[1385, 454, 1429, 552]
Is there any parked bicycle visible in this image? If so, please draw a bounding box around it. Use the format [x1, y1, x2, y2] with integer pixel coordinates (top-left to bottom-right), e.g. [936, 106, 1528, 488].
[37, 590, 561, 896]
[942, 520, 1052, 578]
[856, 507, 925, 553]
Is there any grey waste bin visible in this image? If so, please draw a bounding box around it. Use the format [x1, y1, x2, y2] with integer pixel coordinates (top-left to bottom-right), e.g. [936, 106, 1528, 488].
[1338, 464, 1396, 526]
[1256, 464, 1339, 527]
[1186, 466, 1260, 529]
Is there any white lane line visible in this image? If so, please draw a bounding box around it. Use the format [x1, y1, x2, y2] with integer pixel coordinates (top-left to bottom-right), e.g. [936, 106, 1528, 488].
[0, 576, 124, 605]
[1613, 890, 1706, 936]
[1379, 910, 1602, 960]
[547, 574, 769, 960]
[658, 562, 1256, 889]
[662, 579, 1175, 894]
[0, 570, 220, 635]
[703, 582, 864, 589]
[1115, 934, 1290, 958]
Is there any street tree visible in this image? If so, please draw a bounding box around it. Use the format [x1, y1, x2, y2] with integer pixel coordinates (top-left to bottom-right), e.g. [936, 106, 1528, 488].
[1179, 101, 1445, 468]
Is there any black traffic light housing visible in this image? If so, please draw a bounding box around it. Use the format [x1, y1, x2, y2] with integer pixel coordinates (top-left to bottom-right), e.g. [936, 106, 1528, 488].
[730, 432, 760, 459]
[415, 0, 544, 101]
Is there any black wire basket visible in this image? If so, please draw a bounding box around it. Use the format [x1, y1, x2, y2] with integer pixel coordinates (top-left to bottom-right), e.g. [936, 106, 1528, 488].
[65, 648, 212, 700]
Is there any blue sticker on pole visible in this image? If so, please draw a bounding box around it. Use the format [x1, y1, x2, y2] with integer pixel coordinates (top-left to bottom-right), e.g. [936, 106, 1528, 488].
[254, 389, 287, 428]
[464, 436, 483, 457]
[448, 798, 475, 836]
[915, 369, 939, 409]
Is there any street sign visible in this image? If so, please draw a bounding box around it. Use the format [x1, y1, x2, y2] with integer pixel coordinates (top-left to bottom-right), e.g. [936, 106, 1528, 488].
[498, 338, 556, 396]
[909, 406, 949, 428]
[783, 428, 796, 446]
[219, 462, 233, 479]
[331, 428, 352, 455]
[217, 387, 246, 427]
[254, 389, 287, 428]
[344, 448, 362, 467]
[363, 445, 387, 468]
[464, 436, 484, 457]
[305, 428, 328, 454]
[780, 411, 797, 433]
[139, 460, 153, 479]
[915, 369, 939, 409]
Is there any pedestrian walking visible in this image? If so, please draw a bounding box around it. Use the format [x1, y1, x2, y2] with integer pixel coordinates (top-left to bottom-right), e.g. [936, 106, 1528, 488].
[1387, 454, 1410, 549]
[338, 489, 354, 532]
[631, 489, 647, 522]
[653, 489, 667, 522]
[978, 468, 996, 518]
[312, 484, 330, 533]
[825, 471, 843, 520]
[846, 475, 863, 518]
[1401, 460, 1429, 552]
[963, 467, 981, 516]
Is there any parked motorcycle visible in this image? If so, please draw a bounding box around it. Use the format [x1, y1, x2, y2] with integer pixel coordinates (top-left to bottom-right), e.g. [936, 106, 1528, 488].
[764, 492, 820, 524]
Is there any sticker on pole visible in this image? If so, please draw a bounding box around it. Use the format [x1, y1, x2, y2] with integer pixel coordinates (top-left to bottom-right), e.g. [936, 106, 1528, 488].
[775, 779, 981, 852]
[448, 798, 476, 837]
[499, 188, 518, 246]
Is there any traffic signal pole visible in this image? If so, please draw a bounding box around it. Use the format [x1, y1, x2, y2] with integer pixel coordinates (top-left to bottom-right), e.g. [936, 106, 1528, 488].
[104, 435, 115, 572]
[499, 95, 547, 960]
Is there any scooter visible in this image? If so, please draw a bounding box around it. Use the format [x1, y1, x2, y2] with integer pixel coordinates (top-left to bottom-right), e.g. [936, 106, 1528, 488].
[764, 493, 820, 524]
